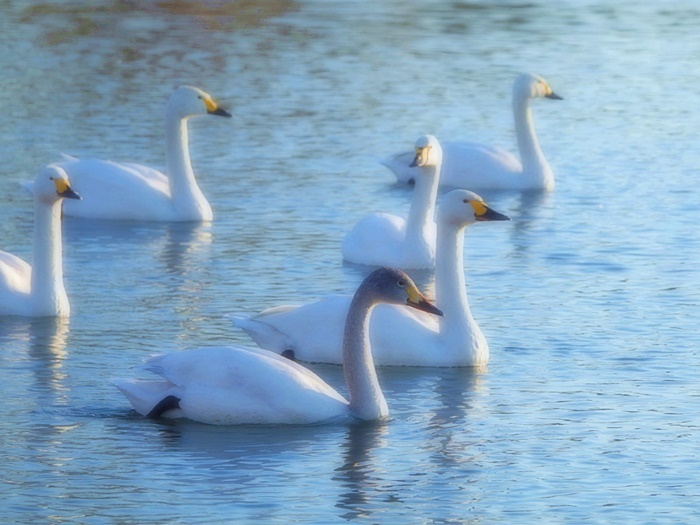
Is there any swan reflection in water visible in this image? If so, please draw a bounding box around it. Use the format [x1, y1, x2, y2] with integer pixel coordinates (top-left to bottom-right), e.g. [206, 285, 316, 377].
[333, 366, 487, 521]
[334, 421, 390, 521]
[0, 316, 72, 402]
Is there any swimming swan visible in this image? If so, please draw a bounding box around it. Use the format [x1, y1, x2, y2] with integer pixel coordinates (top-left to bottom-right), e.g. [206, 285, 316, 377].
[113, 267, 442, 424]
[342, 135, 442, 269]
[25, 86, 231, 221]
[232, 190, 509, 366]
[0, 165, 81, 317]
[382, 73, 562, 191]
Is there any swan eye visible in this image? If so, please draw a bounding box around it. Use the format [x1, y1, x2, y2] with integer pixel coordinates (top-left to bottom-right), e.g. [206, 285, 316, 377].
[197, 95, 202, 99]
[397, 279, 406, 287]
[463, 199, 468, 204]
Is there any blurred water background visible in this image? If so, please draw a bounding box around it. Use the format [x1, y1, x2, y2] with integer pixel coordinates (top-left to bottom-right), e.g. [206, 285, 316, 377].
[1, 0, 699, 523]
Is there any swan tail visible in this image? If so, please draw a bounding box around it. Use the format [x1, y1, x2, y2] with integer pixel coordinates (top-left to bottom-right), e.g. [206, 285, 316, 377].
[379, 151, 416, 183]
[19, 180, 34, 195]
[112, 378, 180, 417]
[227, 313, 295, 354]
[59, 152, 79, 161]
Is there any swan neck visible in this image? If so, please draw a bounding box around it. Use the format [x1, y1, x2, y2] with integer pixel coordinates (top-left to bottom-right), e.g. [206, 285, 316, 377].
[513, 94, 551, 185]
[404, 165, 439, 246]
[31, 199, 68, 315]
[344, 294, 388, 421]
[165, 112, 210, 219]
[434, 220, 488, 364]
[435, 222, 469, 320]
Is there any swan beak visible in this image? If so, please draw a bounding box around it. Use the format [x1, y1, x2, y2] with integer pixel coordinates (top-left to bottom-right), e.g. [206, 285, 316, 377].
[61, 186, 82, 200]
[546, 91, 563, 100]
[475, 206, 510, 222]
[409, 146, 430, 168]
[54, 179, 82, 200]
[406, 287, 443, 317]
[203, 96, 232, 117]
[470, 200, 510, 222]
[208, 106, 232, 117]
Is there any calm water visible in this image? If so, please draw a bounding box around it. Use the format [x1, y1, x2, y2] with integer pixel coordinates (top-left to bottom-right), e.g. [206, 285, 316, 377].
[1, 0, 700, 523]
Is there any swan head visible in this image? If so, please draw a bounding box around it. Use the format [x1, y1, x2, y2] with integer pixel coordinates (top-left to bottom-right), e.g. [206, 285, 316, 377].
[167, 85, 232, 119]
[514, 73, 563, 101]
[363, 267, 443, 317]
[438, 189, 510, 227]
[409, 134, 443, 170]
[34, 165, 81, 204]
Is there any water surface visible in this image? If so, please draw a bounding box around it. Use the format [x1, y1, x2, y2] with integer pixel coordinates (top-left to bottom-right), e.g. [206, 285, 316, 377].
[1, 0, 699, 523]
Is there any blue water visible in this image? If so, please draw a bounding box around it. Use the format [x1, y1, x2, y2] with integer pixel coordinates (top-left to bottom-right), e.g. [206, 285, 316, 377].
[1, 0, 700, 523]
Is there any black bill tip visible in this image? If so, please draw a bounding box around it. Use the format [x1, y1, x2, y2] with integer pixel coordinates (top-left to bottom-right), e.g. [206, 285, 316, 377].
[209, 107, 232, 117]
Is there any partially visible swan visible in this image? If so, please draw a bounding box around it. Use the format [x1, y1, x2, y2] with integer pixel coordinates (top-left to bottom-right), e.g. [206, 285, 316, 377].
[0, 165, 81, 317]
[232, 190, 509, 367]
[113, 267, 442, 424]
[24, 85, 231, 221]
[342, 135, 442, 269]
[382, 73, 562, 191]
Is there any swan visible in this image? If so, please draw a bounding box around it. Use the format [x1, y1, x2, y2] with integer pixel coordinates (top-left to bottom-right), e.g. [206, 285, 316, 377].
[0, 165, 81, 317]
[113, 267, 442, 424]
[24, 85, 231, 221]
[231, 190, 509, 367]
[342, 135, 442, 269]
[382, 73, 562, 191]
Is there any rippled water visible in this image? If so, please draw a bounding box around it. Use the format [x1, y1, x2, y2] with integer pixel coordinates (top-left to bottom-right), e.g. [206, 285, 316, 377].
[1, 0, 700, 523]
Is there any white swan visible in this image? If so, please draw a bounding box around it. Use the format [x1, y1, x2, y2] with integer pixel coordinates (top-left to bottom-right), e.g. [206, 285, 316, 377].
[382, 73, 562, 191]
[24, 86, 231, 222]
[232, 190, 509, 367]
[0, 165, 81, 317]
[342, 135, 442, 269]
[113, 267, 442, 424]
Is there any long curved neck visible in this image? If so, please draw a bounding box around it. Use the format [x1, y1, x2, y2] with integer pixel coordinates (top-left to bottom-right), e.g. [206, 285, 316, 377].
[513, 94, 553, 188]
[31, 199, 68, 316]
[165, 111, 212, 220]
[435, 221, 487, 362]
[344, 294, 388, 421]
[435, 221, 469, 326]
[404, 165, 439, 255]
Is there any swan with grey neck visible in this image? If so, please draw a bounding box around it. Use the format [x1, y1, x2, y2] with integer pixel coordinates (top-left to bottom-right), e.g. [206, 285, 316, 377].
[113, 268, 442, 424]
[24, 86, 231, 222]
[231, 190, 509, 367]
[0, 165, 81, 317]
[382, 73, 562, 191]
[342, 135, 441, 269]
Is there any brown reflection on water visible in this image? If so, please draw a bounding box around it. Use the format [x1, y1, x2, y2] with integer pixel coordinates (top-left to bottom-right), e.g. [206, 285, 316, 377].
[22, 0, 300, 46]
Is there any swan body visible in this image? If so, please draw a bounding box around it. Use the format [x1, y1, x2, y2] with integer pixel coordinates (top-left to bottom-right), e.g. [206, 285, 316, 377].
[382, 73, 562, 191]
[0, 165, 81, 317]
[233, 190, 510, 367]
[342, 135, 442, 269]
[25, 86, 231, 222]
[114, 268, 442, 424]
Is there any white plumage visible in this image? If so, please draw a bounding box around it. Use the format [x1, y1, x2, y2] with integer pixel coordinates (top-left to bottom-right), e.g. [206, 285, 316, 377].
[23, 85, 231, 222]
[342, 135, 442, 269]
[382, 73, 562, 191]
[233, 190, 510, 367]
[1, 165, 81, 317]
[114, 268, 442, 424]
